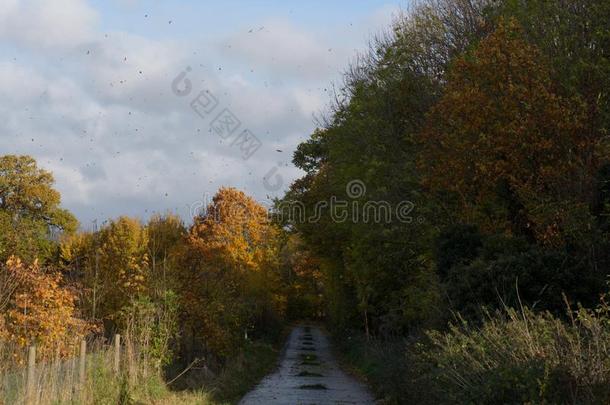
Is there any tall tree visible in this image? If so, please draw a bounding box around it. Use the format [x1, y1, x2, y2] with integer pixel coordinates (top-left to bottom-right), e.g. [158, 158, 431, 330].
[180, 188, 283, 357]
[147, 213, 186, 295]
[420, 19, 593, 245]
[97, 217, 149, 322]
[0, 155, 77, 262]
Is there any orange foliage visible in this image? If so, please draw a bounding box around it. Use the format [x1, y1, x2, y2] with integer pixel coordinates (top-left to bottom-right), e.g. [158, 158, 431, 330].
[420, 19, 591, 243]
[181, 188, 283, 356]
[188, 187, 278, 272]
[2, 257, 93, 360]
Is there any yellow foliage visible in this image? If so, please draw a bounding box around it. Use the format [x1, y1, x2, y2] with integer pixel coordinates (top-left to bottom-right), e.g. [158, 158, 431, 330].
[2, 257, 93, 360]
[59, 217, 150, 322]
[180, 188, 284, 356]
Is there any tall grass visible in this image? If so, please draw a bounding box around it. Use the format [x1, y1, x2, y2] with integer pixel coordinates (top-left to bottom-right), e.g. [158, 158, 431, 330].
[0, 293, 195, 405]
[0, 300, 281, 404]
[419, 300, 610, 404]
[336, 294, 610, 404]
[0, 334, 181, 405]
[0, 331, 280, 404]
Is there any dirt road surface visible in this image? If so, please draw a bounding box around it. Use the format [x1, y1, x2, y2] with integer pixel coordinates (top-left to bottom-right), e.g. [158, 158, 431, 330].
[240, 325, 375, 405]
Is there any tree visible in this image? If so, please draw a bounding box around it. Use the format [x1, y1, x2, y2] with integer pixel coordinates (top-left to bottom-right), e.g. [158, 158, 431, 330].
[180, 188, 283, 357]
[420, 19, 592, 245]
[282, 0, 480, 334]
[61, 217, 149, 324]
[97, 217, 149, 322]
[146, 213, 186, 295]
[58, 230, 97, 318]
[2, 257, 92, 360]
[188, 188, 278, 273]
[279, 234, 324, 320]
[0, 155, 77, 263]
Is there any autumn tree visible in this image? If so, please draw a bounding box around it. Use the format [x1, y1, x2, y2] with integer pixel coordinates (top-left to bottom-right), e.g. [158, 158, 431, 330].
[2, 257, 92, 360]
[283, 0, 610, 332]
[97, 217, 149, 322]
[61, 217, 149, 324]
[420, 19, 594, 245]
[180, 188, 283, 357]
[282, 0, 483, 334]
[0, 155, 77, 263]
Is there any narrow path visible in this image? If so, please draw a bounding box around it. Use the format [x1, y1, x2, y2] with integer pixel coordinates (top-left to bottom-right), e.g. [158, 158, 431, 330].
[240, 325, 375, 405]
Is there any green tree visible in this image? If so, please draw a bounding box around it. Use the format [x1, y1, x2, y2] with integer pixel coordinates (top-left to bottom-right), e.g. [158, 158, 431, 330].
[147, 213, 186, 295]
[0, 155, 77, 262]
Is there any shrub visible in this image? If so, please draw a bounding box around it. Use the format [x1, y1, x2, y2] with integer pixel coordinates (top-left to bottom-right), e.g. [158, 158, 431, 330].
[414, 300, 610, 404]
[435, 224, 483, 280]
[1, 257, 93, 361]
[118, 294, 179, 373]
[445, 235, 607, 320]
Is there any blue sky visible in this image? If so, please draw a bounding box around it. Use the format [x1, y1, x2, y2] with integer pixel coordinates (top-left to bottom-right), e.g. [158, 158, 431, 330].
[90, 1, 397, 35]
[0, 0, 406, 227]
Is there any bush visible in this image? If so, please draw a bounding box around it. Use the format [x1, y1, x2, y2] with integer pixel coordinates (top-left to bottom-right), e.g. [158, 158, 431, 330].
[118, 294, 179, 372]
[435, 224, 483, 280]
[1, 257, 93, 361]
[339, 292, 610, 404]
[444, 234, 607, 320]
[412, 300, 610, 404]
[446, 245, 563, 319]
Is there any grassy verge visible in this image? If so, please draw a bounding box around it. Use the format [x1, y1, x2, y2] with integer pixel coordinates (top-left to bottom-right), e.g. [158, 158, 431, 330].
[205, 340, 280, 403]
[333, 334, 409, 404]
[167, 328, 289, 405]
[132, 339, 281, 405]
[334, 299, 610, 404]
[0, 336, 282, 405]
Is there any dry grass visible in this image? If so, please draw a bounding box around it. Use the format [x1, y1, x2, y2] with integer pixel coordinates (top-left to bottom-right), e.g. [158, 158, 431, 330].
[0, 335, 212, 405]
[336, 294, 610, 404]
[420, 300, 610, 403]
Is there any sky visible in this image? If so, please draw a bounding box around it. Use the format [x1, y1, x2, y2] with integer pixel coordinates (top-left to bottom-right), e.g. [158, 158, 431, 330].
[0, 0, 406, 228]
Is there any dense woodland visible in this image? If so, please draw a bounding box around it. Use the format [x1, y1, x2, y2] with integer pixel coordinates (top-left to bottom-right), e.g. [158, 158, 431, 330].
[1, 0, 610, 403]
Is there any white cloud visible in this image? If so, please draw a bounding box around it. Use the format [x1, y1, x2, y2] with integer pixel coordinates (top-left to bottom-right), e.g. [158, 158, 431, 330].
[0, 62, 47, 104]
[43, 161, 92, 205]
[220, 19, 349, 80]
[0, 0, 98, 49]
[366, 3, 401, 32]
[0, 1, 399, 224]
[293, 88, 325, 117]
[84, 32, 188, 109]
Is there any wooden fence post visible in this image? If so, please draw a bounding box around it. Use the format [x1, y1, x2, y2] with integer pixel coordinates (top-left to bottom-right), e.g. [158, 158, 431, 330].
[26, 345, 36, 405]
[79, 340, 87, 396]
[114, 334, 121, 374]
